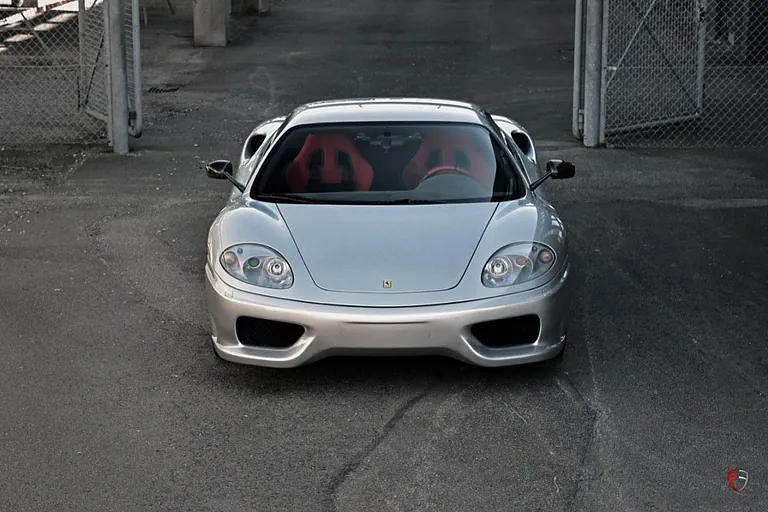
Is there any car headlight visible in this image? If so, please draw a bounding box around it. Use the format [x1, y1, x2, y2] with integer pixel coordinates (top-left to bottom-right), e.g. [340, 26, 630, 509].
[219, 244, 294, 289]
[482, 242, 556, 288]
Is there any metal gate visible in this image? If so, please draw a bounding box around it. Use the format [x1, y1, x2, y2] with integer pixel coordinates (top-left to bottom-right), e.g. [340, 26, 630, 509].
[573, 0, 768, 148]
[79, 0, 109, 124]
[603, 0, 706, 141]
[79, 0, 142, 144]
[0, 0, 140, 148]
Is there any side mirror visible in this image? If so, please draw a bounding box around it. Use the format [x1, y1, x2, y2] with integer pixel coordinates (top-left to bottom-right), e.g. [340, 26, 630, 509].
[546, 159, 576, 180]
[530, 159, 576, 191]
[205, 160, 234, 179]
[205, 159, 245, 192]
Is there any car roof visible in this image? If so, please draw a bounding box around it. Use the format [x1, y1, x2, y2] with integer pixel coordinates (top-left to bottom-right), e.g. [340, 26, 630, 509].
[282, 98, 489, 128]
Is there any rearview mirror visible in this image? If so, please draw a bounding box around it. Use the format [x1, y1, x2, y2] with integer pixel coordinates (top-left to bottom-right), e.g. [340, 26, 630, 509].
[205, 160, 234, 179]
[205, 159, 245, 192]
[546, 160, 576, 179]
[530, 159, 576, 191]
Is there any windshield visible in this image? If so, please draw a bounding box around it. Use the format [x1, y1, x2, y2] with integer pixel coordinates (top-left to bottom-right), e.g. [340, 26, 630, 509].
[250, 122, 525, 205]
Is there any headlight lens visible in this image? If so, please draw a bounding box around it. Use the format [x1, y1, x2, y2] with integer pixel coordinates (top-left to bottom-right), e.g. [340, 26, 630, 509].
[219, 244, 294, 289]
[482, 242, 556, 288]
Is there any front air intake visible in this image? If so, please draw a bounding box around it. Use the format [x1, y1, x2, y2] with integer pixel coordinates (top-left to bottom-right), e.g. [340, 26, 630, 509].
[235, 317, 305, 349]
[470, 315, 541, 348]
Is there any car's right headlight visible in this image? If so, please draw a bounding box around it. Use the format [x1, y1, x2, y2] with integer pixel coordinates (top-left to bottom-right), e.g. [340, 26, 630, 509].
[219, 244, 294, 289]
[482, 242, 556, 288]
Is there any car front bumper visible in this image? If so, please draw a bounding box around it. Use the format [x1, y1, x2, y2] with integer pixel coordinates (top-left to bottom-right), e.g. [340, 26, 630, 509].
[205, 263, 572, 368]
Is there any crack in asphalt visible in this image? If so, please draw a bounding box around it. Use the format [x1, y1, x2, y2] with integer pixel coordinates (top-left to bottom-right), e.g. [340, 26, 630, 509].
[557, 220, 752, 511]
[565, 411, 604, 512]
[555, 373, 596, 414]
[325, 378, 441, 512]
[557, 367, 601, 512]
[558, 250, 604, 512]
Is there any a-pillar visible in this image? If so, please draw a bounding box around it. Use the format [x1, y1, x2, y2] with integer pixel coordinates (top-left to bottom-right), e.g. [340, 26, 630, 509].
[193, 0, 231, 47]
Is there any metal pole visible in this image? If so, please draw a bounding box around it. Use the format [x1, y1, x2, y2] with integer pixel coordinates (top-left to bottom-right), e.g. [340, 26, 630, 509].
[598, 0, 608, 144]
[77, 0, 86, 110]
[572, 0, 584, 140]
[128, 0, 143, 138]
[582, 0, 604, 147]
[103, 0, 113, 146]
[107, 0, 130, 154]
[696, 0, 707, 112]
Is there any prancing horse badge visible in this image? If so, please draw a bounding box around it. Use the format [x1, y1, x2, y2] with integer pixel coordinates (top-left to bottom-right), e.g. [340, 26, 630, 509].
[383, 280, 392, 288]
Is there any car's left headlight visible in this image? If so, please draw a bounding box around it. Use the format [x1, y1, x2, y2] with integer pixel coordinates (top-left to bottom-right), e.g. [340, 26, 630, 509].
[482, 242, 556, 288]
[219, 244, 294, 289]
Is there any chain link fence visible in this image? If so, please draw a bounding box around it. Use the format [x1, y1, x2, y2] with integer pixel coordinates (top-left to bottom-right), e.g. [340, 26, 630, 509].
[575, 0, 768, 148]
[573, 0, 768, 148]
[0, 0, 139, 148]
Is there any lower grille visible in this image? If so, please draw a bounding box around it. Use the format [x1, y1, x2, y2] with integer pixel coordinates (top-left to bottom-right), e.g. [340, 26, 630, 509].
[470, 315, 541, 348]
[235, 317, 305, 349]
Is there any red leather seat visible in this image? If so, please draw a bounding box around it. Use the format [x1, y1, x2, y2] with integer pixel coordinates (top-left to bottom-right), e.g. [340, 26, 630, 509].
[402, 132, 495, 189]
[285, 134, 374, 193]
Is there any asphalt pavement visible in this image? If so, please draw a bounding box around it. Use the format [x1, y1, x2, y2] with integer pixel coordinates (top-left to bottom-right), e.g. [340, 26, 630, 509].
[2, 0, 768, 510]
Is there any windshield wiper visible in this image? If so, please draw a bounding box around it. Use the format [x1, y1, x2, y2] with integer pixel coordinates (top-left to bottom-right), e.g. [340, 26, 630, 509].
[255, 194, 318, 204]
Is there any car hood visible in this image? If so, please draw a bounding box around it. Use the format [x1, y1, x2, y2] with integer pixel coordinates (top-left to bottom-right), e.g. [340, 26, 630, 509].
[277, 203, 499, 293]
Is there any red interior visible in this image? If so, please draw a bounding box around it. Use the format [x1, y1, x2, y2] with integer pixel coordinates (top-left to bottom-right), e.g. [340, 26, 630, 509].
[402, 132, 495, 189]
[285, 134, 374, 192]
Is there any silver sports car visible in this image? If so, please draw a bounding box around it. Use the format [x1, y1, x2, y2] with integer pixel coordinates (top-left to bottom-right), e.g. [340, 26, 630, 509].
[204, 98, 576, 368]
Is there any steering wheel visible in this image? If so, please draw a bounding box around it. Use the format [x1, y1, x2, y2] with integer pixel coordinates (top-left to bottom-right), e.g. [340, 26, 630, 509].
[419, 165, 476, 184]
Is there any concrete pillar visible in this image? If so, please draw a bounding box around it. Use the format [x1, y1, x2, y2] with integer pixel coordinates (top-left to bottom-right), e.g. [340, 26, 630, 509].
[194, 0, 230, 47]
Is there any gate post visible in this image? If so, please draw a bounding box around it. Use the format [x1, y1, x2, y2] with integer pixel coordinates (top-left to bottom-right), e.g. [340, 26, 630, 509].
[106, 0, 130, 154]
[582, 0, 604, 148]
[573, 0, 584, 140]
